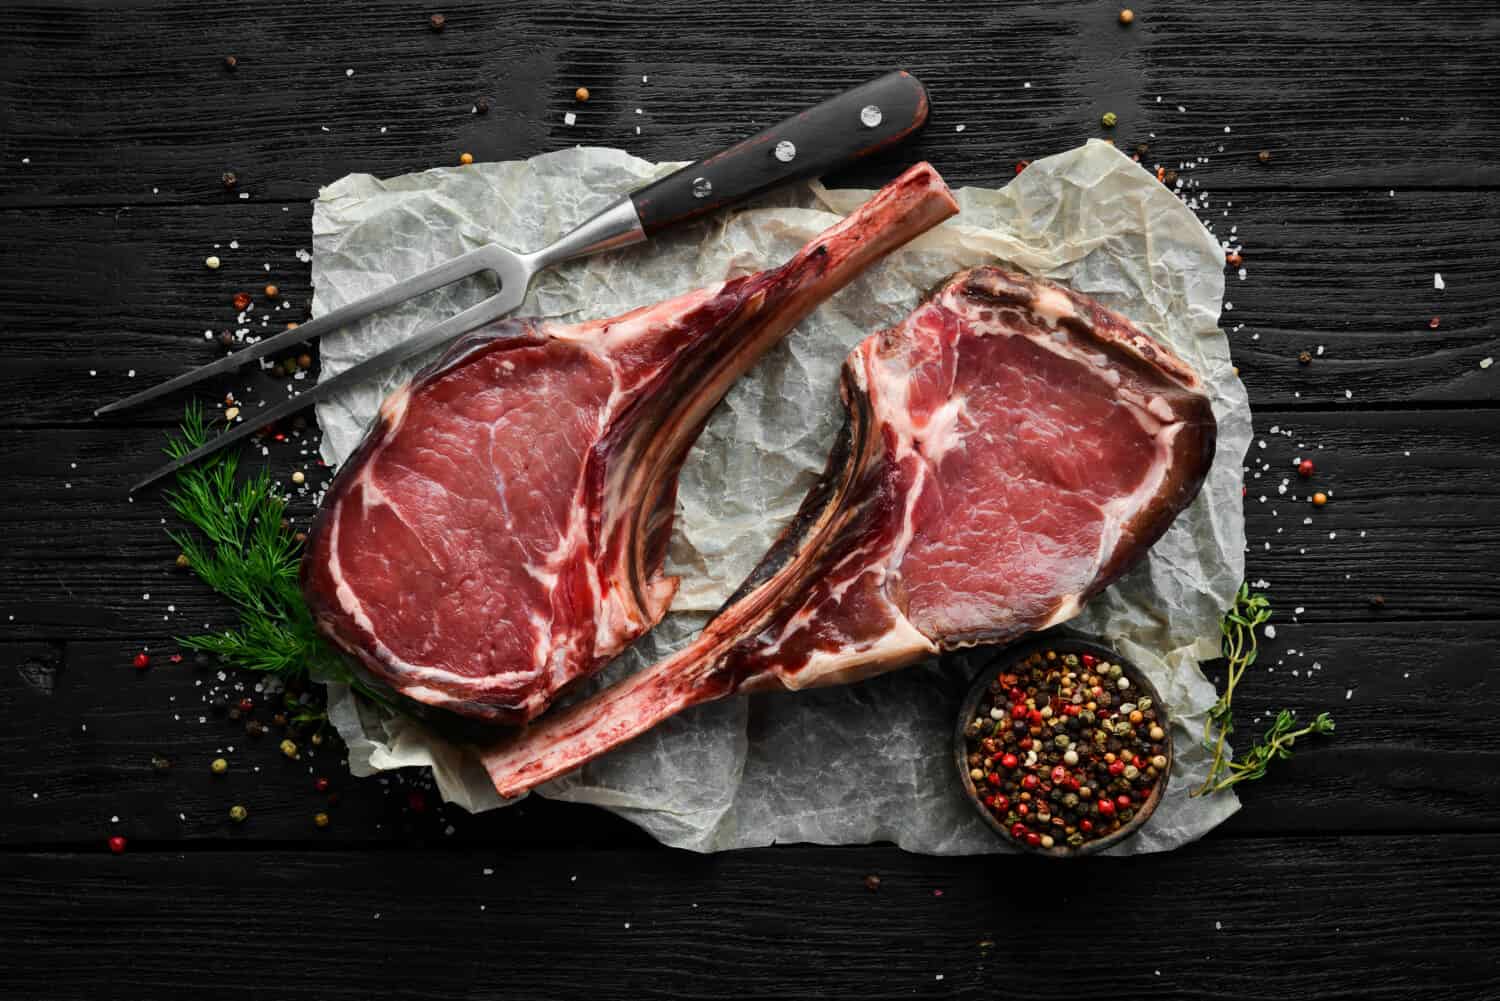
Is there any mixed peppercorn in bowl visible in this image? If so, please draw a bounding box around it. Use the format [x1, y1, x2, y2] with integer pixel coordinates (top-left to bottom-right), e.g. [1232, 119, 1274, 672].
[955, 636, 1173, 856]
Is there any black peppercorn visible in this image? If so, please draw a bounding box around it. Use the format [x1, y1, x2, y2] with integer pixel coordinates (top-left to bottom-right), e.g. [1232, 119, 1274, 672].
[221, 171, 237, 189]
[1298, 350, 1313, 365]
[245, 719, 267, 738]
[1135, 142, 1149, 158]
[227, 707, 241, 721]
[1258, 150, 1271, 164]
[218, 331, 235, 347]
[273, 713, 288, 727]
[1369, 594, 1386, 608]
[151, 754, 172, 772]
[1163, 169, 1178, 186]
[429, 13, 446, 30]
[476, 97, 490, 115]
[224, 55, 238, 71]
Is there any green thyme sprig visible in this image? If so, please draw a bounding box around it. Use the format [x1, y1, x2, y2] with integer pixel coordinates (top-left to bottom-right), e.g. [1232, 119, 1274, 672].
[1193, 583, 1334, 796]
[1199, 710, 1335, 795]
[164, 403, 392, 711]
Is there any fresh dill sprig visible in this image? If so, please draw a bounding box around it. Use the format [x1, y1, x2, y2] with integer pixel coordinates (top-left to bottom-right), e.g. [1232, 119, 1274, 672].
[1193, 582, 1334, 796]
[164, 402, 393, 712]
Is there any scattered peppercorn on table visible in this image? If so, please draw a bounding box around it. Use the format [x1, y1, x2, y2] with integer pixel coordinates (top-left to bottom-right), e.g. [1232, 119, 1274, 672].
[0, 2, 1497, 999]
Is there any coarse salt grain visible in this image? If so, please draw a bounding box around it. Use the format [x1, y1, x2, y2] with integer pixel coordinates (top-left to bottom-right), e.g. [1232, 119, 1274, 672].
[563, 112, 576, 126]
[1434, 273, 1445, 290]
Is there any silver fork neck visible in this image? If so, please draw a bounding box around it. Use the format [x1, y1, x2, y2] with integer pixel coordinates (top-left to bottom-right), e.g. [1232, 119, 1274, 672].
[531, 196, 647, 272]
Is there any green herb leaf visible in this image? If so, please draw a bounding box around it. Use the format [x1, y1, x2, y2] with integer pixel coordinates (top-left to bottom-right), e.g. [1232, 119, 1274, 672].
[164, 403, 394, 712]
[1193, 584, 1333, 796]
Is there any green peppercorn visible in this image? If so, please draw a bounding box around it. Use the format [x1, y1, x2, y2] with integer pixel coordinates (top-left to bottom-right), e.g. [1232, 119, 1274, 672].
[313, 812, 330, 828]
[210, 757, 228, 775]
[280, 739, 298, 759]
[151, 754, 172, 772]
[1101, 112, 1118, 128]
[229, 804, 248, 823]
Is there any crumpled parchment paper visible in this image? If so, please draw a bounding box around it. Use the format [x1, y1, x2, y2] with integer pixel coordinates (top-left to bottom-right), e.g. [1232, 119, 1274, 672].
[311, 140, 1250, 854]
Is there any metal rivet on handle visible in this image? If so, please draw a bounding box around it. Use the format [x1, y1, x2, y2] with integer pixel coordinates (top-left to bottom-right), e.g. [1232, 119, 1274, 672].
[691, 176, 712, 198]
[859, 105, 883, 128]
[773, 140, 797, 163]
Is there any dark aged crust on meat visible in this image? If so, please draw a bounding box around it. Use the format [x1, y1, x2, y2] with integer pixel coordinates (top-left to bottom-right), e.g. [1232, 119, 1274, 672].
[483, 264, 1217, 796]
[300, 164, 959, 726]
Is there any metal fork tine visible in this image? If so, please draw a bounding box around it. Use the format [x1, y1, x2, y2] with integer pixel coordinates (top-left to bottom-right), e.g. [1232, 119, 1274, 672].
[95, 245, 506, 417]
[129, 290, 517, 493]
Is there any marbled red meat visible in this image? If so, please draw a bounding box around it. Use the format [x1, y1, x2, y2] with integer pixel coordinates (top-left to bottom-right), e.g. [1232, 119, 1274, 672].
[483, 265, 1217, 795]
[300, 164, 959, 724]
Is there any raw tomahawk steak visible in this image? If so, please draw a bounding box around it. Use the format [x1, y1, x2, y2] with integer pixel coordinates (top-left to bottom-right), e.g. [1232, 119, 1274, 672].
[301, 163, 959, 724]
[484, 265, 1218, 794]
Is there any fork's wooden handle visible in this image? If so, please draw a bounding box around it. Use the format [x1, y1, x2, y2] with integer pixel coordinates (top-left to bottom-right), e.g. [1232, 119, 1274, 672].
[628, 71, 930, 238]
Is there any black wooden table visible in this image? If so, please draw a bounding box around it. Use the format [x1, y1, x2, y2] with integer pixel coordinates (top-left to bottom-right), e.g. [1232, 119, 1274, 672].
[2, 2, 1497, 998]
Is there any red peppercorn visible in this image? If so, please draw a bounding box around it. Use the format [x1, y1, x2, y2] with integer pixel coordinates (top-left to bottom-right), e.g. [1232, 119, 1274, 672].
[168, 653, 183, 664]
[985, 772, 1001, 787]
[131, 652, 149, 670]
[1429, 316, 1440, 329]
[314, 777, 330, 793]
[993, 795, 1009, 812]
[1298, 459, 1315, 478]
[1107, 760, 1125, 776]
[1081, 654, 1096, 668]
[1014, 160, 1030, 175]
[1063, 704, 1081, 716]
[1018, 737, 1033, 751]
[1025, 832, 1042, 847]
[1010, 822, 1027, 839]
[1027, 709, 1044, 726]
[1009, 688, 1024, 703]
[1080, 819, 1094, 833]
[1051, 765, 1067, 783]
[1116, 794, 1132, 809]
[407, 789, 427, 812]
[1098, 798, 1117, 817]
[1000, 753, 1019, 769]
[237, 697, 254, 713]
[1010, 703, 1027, 719]
[982, 794, 996, 807]
[233, 292, 252, 311]
[1016, 803, 1030, 816]
[108, 835, 127, 854]
[1021, 774, 1039, 791]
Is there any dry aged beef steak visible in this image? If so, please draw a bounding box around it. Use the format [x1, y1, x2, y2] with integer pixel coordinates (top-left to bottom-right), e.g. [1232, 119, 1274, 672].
[483, 265, 1218, 795]
[301, 163, 959, 724]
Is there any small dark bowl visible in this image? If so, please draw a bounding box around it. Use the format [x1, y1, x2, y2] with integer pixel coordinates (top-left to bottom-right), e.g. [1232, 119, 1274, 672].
[954, 633, 1173, 858]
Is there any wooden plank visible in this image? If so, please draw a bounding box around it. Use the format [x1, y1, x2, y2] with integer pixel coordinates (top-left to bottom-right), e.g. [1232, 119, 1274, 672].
[2, 407, 1495, 640]
[1, 189, 1495, 431]
[2, 837, 1497, 1000]
[2, 618, 1494, 846]
[0, 0, 1496, 210]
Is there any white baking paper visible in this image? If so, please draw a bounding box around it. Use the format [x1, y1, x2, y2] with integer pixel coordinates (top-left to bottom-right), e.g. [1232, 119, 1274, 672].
[312, 140, 1250, 853]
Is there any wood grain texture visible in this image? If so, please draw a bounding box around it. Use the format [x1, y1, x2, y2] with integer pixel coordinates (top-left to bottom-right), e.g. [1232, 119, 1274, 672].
[2, 619, 1495, 845]
[3, 837, 1499, 1001]
[0, 0, 1496, 211]
[1, 188, 1495, 433]
[1, 408, 1494, 643]
[0, 0, 1498, 994]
